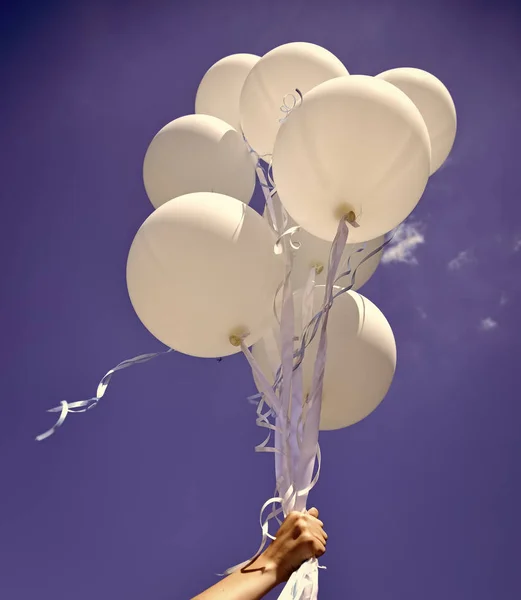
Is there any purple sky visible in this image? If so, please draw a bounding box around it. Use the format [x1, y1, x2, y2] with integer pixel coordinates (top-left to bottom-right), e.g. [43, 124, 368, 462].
[1, 0, 521, 598]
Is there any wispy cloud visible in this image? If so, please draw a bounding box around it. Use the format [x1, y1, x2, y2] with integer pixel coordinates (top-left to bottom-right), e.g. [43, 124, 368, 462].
[448, 249, 473, 271]
[480, 317, 498, 331]
[416, 307, 427, 320]
[514, 237, 521, 252]
[500, 292, 508, 307]
[382, 221, 425, 265]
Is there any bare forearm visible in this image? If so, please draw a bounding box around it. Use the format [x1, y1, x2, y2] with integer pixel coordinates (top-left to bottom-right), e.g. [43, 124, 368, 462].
[191, 554, 281, 600]
[191, 508, 327, 599]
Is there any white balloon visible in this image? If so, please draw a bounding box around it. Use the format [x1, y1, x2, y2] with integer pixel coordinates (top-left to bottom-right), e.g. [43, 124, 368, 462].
[240, 42, 349, 156]
[195, 53, 260, 133]
[252, 286, 396, 430]
[143, 114, 255, 210]
[127, 192, 284, 358]
[292, 228, 385, 292]
[272, 75, 431, 243]
[263, 209, 384, 291]
[377, 67, 457, 174]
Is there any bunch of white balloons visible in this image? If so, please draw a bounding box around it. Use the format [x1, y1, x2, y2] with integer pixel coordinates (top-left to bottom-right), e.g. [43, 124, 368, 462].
[128, 41, 456, 431]
[37, 44, 456, 598]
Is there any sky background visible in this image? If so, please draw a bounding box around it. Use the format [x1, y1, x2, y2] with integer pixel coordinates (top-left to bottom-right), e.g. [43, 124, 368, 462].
[1, 0, 521, 598]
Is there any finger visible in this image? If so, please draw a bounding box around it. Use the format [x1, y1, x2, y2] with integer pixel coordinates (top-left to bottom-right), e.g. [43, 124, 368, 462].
[312, 529, 327, 546]
[307, 513, 324, 527]
[314, 540, 326, 557]
[309, 519, 326, 535]
[307, 507, 319, 518]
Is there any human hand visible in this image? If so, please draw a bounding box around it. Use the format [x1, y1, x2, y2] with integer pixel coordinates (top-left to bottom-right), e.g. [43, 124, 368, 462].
[260, 507, 327, 584]
[191, 508, 327, 600]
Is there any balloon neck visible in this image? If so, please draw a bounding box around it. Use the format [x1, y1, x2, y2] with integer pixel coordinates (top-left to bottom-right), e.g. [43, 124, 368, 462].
[344, 211, 357, 224]
[229, 328, 250, 347]
[311, 262, 324, 275]
[335, 204, 358, 224]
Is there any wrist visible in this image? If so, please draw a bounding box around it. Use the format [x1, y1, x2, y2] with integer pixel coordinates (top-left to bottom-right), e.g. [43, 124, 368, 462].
[258, 549, 290, 585]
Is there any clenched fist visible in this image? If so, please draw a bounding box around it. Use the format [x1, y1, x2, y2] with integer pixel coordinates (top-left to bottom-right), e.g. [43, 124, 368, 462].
[192, 508, 327, 600]
[262, 507, 328, 582]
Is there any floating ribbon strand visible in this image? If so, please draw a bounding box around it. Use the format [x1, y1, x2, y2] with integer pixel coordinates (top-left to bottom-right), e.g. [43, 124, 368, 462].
[36, 401, 70, 442]
[36, 348, 174, 441]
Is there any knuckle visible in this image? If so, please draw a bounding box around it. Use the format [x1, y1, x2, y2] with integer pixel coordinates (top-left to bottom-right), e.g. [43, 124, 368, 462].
[300, 531, 314, 544]
[295, 515, 308, 529]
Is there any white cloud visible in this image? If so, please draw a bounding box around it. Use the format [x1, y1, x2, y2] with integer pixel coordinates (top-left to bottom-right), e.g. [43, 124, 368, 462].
[382, 222, 425, 265]
[448, 249, 473, 271]
[480, 317, 498, 331]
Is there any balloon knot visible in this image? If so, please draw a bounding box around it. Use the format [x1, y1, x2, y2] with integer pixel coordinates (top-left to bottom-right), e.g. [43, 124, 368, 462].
[229, 328, 250, 347]
[229, 335, 242, 347]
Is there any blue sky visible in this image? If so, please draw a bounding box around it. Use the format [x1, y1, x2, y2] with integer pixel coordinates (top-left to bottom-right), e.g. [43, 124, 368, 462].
[1, 0, 520, 599]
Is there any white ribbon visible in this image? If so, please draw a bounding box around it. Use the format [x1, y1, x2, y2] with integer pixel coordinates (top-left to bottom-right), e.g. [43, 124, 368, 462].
[236, 110, 355, 598]
[279, 558, 319, 600]
[36, 349, 173, 441]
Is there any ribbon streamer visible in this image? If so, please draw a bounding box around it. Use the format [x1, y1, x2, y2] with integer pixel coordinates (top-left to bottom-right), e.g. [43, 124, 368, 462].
[241, 135, 368, 597]
[238, 119, 339, 597]
[35, 348, 173, 441]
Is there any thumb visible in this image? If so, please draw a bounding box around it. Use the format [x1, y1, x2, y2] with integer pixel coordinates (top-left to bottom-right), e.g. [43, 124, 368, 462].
[307, 507, 319, 518]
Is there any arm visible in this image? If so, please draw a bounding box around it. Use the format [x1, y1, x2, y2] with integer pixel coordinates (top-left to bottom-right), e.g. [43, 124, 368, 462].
[192, 507, 327, 600]
[191, 553, 279, 600]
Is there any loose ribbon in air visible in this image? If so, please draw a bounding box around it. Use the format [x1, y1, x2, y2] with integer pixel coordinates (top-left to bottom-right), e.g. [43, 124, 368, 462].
[36, 349, 173, 441]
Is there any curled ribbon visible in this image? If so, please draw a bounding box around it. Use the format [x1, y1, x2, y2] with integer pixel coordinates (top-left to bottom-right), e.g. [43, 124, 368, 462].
[36, 349, 174, 441]
[279, 89, 303, 123]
